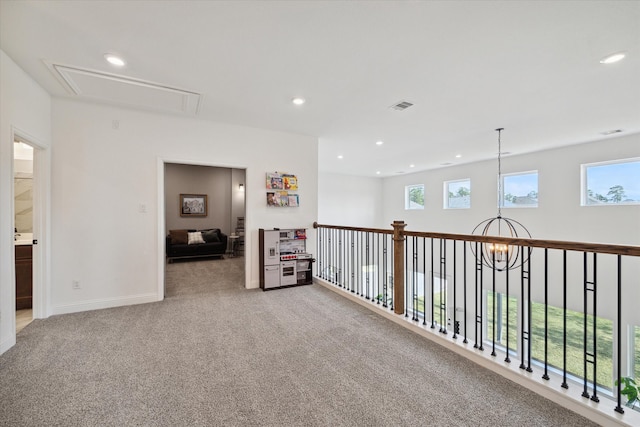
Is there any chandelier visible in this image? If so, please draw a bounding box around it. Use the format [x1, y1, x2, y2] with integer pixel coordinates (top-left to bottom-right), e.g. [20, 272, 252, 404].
[471, 128, 531, 271]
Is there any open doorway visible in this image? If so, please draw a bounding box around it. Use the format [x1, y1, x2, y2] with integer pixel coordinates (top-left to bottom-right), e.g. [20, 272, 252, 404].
[13, 138, 34, 333]
[162, 163, 246, 298]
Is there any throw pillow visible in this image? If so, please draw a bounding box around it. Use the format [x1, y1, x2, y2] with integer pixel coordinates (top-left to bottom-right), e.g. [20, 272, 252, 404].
[169, 229, 188, 245]
[188, 231, 205, 245]
[202, 229, 220, 243]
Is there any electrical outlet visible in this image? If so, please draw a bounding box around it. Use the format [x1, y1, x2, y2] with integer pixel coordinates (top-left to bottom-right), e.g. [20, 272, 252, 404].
[72, 280, 80, 289]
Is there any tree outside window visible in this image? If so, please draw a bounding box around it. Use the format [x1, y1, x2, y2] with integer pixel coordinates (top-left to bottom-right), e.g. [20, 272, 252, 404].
[444, 179, 471, 209]
[405, 184, 425, 210]
[583, 159, 640, 206]
[500, 171, 538, 208]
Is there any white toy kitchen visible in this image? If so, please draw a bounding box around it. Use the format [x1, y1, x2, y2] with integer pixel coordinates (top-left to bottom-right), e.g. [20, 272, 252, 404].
[259, 228, 313, 290]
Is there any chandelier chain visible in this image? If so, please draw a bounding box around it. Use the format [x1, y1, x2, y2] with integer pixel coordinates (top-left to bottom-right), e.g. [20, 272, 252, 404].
[496, 128, 503, 217]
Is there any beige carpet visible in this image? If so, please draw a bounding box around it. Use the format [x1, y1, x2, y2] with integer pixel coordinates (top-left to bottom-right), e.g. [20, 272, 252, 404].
[0, 255, 599, 426]
[165, 256, 245, 297]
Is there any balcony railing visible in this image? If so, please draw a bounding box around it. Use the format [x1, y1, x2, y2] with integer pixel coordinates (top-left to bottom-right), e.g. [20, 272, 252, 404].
[314, 221, 640, 424]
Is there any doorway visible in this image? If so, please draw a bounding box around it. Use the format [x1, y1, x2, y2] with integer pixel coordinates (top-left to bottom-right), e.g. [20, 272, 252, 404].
[161, 162, 246, 298]
[13, 138, 34, 332]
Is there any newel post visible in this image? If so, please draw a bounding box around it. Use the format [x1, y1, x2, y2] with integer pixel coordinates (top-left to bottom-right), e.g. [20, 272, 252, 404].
[392, 220, 406, 315]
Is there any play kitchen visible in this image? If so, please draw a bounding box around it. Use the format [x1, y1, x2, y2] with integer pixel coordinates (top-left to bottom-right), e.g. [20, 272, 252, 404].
[259, 228, 314, 290]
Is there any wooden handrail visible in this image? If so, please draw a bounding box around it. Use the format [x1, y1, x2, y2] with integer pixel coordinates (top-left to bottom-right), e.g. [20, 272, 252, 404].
[313, 222, 393, 235]
[313, 222, 640, 257]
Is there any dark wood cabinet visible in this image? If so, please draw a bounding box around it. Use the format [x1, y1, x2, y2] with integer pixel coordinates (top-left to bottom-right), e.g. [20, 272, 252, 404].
[296, 259, 312, 286]
[15, 245, 32, 310]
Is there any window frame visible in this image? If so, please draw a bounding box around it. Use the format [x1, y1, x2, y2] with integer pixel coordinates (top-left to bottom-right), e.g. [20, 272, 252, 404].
[499, 170, 539, 209]
[405, 184, 425, 210]
[443, 178, 471, 209]
[581, 157, 640, 207]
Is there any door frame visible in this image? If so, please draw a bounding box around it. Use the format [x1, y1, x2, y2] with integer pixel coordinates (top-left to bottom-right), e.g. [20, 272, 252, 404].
[12, 126, 51, 321]
[156, 157, 248, 299]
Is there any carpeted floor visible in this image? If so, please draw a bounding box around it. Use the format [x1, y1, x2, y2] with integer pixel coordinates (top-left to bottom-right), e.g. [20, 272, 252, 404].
[0, 256, 599, 426]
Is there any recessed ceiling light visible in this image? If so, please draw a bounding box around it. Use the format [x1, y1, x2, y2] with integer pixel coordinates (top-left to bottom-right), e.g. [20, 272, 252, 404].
[292, 97, 306, 105]
[601, 129, 623, 135]
[376, 140, 384, 146]
[455, 154, 462, 158]
[104, 53, 125, 67]
[376, 171, 381, 175]
[599, 52, 626, 64]
[337, 155, 343, 159]
[409, 164, 415, 168]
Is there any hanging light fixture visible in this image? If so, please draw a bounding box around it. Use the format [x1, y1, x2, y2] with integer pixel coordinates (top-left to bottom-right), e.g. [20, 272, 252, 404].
[471, 128, 531, 271]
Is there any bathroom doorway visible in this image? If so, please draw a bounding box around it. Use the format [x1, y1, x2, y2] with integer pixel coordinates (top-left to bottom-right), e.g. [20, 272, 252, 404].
[13, 138, 34, 332]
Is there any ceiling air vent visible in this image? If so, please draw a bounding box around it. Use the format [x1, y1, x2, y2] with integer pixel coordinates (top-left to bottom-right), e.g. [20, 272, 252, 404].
[390, 100, 414, 111]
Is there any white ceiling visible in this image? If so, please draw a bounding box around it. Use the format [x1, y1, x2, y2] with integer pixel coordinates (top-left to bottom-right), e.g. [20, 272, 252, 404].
[1, 1, 638, 177]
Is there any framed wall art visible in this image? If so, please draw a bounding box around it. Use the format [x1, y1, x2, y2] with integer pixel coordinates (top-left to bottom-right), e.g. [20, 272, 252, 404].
[180, 194, 208, 217]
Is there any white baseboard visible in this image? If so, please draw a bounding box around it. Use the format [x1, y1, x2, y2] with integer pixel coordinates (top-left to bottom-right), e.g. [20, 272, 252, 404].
[0, 335, 16, 355]
[51, 293, 160, 316]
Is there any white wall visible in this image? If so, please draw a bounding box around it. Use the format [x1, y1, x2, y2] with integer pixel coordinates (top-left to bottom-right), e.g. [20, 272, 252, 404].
[0, 50, 51, 353]
[164, 163, 233, 234]
[51, 99, 318, 314]
[381, 134, 640, 243]
[318, 172, 384, 228]
[380, 133, 640, 323]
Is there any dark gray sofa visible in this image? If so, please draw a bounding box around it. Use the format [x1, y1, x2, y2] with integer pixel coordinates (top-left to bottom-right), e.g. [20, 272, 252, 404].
[166, 229, 227, 263]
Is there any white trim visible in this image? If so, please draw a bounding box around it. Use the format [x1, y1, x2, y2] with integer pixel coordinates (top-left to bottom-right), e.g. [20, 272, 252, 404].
[156, 157, 166, 301]
[581, 157, 640, 207]
[499, 170, 539, 209]
[443, 178, 471, 209]
[157, 156, 250, 298]
[43, 61, 203, 115]
[12, 126, 51, 320]
[3, 125, 51, 355]
[51, 293, 159, 316]
[404, 184, 425, 210]
[0, 335, 16, 354]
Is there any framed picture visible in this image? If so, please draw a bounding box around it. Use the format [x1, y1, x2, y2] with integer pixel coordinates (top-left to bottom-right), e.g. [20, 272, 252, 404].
[266, 172, 284, 190]
[180, 194, 207, 217]
[283, 174, 298, 190]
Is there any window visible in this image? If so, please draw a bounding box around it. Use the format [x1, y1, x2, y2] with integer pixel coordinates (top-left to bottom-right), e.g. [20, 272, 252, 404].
[405, 184, 424, 210]
[486, 292, 614, 391]
[405, 271, 449, 328]
[582, 158, 640, 206]
[444, 179, 471, 209]
[486, 291, 518, 355]
[634, 325, 640, 380]
[500, 171, 538, 208]
[530, 301, 613, 390]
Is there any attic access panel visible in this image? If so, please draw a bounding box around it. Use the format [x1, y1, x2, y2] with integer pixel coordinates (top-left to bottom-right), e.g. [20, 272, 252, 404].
[46, 62, 202, 115]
